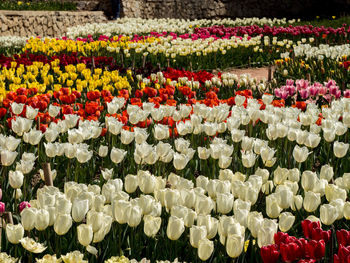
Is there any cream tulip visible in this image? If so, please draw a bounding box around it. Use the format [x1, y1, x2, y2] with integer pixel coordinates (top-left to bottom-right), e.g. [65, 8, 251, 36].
[303, 191, 321, 212]
[226, 234, 244, 258]
[143, 215, 161, 237]
[21, 207, 37, 231]
[278, 212, 295, 232]
[190, 225, 207, 248]
[77, 224, 93, 247]
[35, 209, 50, 231]
[320, 204, 338, 225]
[198, 238, 214, 261]
[292, 145, 309, 163]
[9, 170, 23, 189]
[334, 141, 349, 158]
[6, 224, 24, 244]
[167, 216, 185, 240]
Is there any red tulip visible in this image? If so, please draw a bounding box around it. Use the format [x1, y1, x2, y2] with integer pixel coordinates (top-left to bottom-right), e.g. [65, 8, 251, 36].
[306, 239, 325, 260]
[337, 230, 350, 247]
[301, 220, 320, 239]
[261, 244, 280, 263]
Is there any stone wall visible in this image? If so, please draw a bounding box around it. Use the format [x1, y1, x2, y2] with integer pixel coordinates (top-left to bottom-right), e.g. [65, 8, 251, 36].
[121, 0, 349, 20]
[0, 10, 107, 37]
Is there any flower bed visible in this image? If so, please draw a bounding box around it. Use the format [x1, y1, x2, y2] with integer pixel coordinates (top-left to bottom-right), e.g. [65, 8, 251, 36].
[0, 17, 350, 263]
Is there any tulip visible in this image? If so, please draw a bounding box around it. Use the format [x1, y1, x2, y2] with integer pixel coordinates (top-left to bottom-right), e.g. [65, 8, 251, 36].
[275, 186, 293, 209]
[226, 234, 244, 258]
[258, 226, 276, 248]
[113, 200, 131, 224]
[93, 216, 113, 243]
[20, 207, 37, 231]
[72, 198, 89, 222]
[48, 105, 60, 117]
[167, 216, 185, 240]
[125, 174, 138, 193]
[126, 205, 142, 227]
[216, 193, 234, 214]
[247, 212, 263, 238]
[190, 225, 207, 248]
[121, 129, 134, 145]
[4, 136, 21, 151]
[143, 215, 161, 237]
[241, 152, 256, 168]
[307, 240, 325, 260]
[86, 210, 104, 232]
[23, 129, 43, 145]
[76, 147, 93, 163]
[303, 191, 321, 212]
[266, 194, 282, 218]
[293, 145, 309, 163]
[278, 212, 295, 232]
[6, 223, 24, 244]
[173, 153, 189, 170]
[195, 195, 214, 215]
[325, 184, 347, 202]
[9, 170, 23, 189]
[261, 244, 280, 263]
[77, 224, 93, 247]
[197, 215, 218, 239]
[241, 136, 254, 151]
[110, 148, 127, 164]
[98, 145, 109, 157]
[334, 141, 349, 158]
[11, 117, 33, 136]
[20, 237, 47, 254]
[301, 171, 317, 191]
[344, 202, 350, 220]
[1, 150, 18, 166]
[11, 102, 25, 115]
[330, 199, 344, 220]
[198, 238, 214, 261]
[291, 195, 303, 211]
[320, 204, 338, 225]
[138, 172, 156, 194]
[35, 209, 50, 231]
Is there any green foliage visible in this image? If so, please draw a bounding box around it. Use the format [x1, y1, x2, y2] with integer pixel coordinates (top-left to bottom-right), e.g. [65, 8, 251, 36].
[294, 15, 350, 28]
[0, 0, 77, 11]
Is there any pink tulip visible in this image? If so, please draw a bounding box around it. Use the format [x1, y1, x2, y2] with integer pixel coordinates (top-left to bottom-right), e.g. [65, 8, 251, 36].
[0, 202, 5, 214]
[19, 201, 31, 212]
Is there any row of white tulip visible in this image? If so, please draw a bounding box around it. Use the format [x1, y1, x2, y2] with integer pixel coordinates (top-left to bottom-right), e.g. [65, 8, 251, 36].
[66, 17, 296, 39]
[280, 43, 350, 60]
[105, 35, 301, 59]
